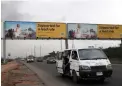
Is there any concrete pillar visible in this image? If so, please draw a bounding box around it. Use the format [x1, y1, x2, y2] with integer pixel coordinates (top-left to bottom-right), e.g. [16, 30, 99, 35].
[65, 39, 68, 49]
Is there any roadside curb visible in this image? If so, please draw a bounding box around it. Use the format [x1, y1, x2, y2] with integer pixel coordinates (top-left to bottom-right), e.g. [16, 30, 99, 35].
[21, 61, 46, 86]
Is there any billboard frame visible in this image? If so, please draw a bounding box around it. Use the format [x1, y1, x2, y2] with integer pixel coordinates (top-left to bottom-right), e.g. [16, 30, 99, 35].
[2, 21, 122, 40]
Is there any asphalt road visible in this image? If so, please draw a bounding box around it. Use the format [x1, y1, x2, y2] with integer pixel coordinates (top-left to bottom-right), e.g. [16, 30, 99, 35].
[24, 61, 122, 86]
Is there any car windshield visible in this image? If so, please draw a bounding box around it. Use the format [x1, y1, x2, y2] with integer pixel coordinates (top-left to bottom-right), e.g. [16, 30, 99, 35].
[27, 56, 33, 59]
[78, 49, 107, 60]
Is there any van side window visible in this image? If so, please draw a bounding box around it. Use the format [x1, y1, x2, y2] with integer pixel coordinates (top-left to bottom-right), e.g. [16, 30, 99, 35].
[64, 50, 71, 59]
[72, 51, 78, 60]
[68, 50, 71, 57]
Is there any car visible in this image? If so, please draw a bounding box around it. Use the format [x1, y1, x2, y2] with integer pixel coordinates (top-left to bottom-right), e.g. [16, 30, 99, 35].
[36, 58, 43, 62]
[21, 58, 25, 61]
[26, 56, 34, 63]
[47, 58, 56, 64]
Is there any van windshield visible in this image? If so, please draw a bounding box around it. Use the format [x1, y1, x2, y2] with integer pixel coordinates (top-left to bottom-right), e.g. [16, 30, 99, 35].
[27, 56, 34, 59]
[78, 49, 107, 60]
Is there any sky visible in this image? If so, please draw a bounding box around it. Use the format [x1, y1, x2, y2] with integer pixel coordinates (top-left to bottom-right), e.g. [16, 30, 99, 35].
[1, 0, 122, 58]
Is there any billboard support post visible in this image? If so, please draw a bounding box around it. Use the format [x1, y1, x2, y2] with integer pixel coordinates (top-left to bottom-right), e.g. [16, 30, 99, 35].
[120, 38, 122, 47]
[3, 22, 6, 63]
[65, 39, 68, 49]
[61, 40, 62, 50]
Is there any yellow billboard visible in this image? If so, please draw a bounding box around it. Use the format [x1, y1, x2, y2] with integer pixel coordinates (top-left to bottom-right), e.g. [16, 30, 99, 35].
[36, 22, 66, 38]
[97, 24, 122, 38]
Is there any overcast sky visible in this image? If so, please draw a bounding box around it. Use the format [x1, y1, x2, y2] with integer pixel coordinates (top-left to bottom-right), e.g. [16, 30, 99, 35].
[1, 0, 122, 58]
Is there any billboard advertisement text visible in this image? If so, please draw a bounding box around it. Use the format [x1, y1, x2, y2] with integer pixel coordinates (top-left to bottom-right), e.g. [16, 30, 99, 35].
[36, 22, 66, 38]
[98, 25, 122, 38]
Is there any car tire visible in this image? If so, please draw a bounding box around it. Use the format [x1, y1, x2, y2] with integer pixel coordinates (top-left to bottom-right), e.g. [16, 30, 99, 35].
[72, 71, 80, 84]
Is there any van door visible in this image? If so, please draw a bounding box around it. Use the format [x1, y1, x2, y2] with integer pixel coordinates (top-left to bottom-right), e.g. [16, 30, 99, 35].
[62, 50, 71, 75]
[70, 50, 80, 76]
[56, 52, 63, 74]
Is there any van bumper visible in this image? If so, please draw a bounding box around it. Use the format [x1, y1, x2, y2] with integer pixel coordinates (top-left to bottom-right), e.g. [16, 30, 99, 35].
[79, 70, 113, 79]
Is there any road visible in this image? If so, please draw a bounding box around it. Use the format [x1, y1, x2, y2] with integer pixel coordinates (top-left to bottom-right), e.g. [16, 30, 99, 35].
[23, 61, 122, 86]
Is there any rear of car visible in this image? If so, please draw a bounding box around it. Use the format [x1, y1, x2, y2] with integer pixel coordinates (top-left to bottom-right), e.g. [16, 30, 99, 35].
[26, 56, 34, 63]
[47, 58, 56, 64]
[37, 58, 43, 62]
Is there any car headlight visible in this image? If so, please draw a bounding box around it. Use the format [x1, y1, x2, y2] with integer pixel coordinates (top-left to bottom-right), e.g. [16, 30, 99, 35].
[79, 65, 91, 70]
[106, 64, 112, 69]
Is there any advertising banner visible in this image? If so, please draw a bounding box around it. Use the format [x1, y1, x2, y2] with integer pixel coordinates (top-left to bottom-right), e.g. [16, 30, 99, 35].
[67, 23, 97, 39]
[4, 21, 36, 39]
[36, 22, 66, 38]
[98, 24, 122, 38]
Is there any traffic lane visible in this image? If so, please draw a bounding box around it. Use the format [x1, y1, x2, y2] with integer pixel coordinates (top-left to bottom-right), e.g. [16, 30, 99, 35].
[32, 62, 122, 86]
[34, 61, 57, 76]
[31, 61, 80, 86]
[30, 62, 122, 86]
[23, 61, 67, 86]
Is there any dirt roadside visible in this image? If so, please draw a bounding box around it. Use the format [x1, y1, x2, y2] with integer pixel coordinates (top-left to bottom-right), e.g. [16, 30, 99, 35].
[1, 61, 45, 86]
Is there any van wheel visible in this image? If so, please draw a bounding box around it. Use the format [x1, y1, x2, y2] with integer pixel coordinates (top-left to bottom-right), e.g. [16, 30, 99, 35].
[72, 71, 79, 83]
[60, 73, 65, 77]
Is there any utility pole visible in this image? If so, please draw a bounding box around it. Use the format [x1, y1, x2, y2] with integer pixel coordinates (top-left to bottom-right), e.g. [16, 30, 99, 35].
[61, 40, 62, 50]
[40, 45, 41, 57]
[26, 52, 27, 58]
[72, 40, 75, 49]
[31, 48, 33, 55]
[61, 16, 68, 49]
[34, 45, 36, 57]
[65, 39, 68, 49]
[120, 38, 122, 47]
[3, 21, 6, 63]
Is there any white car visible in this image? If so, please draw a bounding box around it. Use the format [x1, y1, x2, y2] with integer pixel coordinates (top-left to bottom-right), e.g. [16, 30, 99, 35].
[26, 56, 34, 63]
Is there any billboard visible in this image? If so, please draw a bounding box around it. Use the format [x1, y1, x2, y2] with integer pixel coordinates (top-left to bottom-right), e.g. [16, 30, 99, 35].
[98, 24, 122, 38]
[67, 23, 97, 39]
[4, 21, 36, 39]
[3, 21, 122, 39]
[36, 22, 66, 38]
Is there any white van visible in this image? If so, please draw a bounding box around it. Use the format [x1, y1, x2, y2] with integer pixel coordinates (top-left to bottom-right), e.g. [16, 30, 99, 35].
[56, 48, 113, 83]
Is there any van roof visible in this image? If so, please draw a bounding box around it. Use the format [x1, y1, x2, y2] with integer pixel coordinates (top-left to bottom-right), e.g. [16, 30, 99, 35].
[58, 48, 101, 52]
